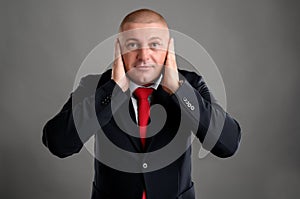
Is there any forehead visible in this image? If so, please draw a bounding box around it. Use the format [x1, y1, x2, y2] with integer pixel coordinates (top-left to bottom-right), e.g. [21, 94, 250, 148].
[119, 22, 169, 42]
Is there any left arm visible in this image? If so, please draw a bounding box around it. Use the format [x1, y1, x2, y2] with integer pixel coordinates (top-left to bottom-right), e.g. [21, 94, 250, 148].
[173, 71, 241, 158]
[162, 38, 241, 158]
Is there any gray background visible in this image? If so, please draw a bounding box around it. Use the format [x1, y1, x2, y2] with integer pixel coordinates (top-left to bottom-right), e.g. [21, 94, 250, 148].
[1, 0, 299, 198]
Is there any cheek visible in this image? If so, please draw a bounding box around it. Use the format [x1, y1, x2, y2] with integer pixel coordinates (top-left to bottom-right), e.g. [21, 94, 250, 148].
[122, 53, 136, 71]
[154, 51, 167, 65]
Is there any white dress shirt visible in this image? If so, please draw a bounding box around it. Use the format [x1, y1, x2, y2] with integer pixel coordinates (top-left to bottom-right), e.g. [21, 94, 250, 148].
[129, 75, 162, 123]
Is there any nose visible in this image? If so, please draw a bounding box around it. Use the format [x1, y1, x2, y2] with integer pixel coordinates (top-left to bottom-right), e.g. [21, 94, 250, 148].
[137, 47, 150, 62]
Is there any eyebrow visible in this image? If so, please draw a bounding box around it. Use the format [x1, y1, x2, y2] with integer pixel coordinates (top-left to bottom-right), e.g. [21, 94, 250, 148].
[149, 37, 163, 41]
[125, 37, 163, 43]
[125, 38, 139, 42]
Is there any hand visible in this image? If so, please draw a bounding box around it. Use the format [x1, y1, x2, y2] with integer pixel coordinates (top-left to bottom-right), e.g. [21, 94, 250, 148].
[111, 39, 129, 92]
[161, 38, 180, 94]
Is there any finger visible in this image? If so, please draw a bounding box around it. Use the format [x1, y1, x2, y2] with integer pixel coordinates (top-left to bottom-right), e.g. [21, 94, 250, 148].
[165, 38, 177, 68]
[168, 37, 175, 55]
[114, 38, 121, 60]
[167, 38, 175, 61]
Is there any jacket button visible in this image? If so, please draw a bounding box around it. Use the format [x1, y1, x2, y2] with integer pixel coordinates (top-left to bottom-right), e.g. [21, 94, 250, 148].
[143, 163, 148, 168]
[101, 95, 111, 105]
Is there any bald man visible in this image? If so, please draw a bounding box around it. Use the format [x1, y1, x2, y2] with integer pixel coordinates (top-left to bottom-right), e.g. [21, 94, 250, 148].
[43, 9, 241, 199]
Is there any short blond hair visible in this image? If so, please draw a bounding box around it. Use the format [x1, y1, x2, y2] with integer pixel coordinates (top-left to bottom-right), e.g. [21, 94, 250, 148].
[119, 8, 168, 32]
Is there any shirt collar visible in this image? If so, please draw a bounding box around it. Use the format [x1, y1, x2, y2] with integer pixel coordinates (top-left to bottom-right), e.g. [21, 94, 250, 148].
[129, 74, 162, 96]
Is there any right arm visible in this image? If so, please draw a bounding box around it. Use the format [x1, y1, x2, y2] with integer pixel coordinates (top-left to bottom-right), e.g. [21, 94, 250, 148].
[42, 73, 120, 158]
[43, 39, 128, 158]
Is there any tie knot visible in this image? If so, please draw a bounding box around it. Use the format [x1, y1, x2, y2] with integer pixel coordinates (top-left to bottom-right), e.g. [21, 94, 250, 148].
[134, 87, 154, 100]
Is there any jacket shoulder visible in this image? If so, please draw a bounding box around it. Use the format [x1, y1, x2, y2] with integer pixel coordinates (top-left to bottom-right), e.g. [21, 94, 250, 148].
[79, 69, 112, 88]
[178, 69, 204, 85]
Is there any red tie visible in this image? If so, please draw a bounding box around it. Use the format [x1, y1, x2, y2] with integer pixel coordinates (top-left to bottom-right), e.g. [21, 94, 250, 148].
[134, 87, 154, 149]
[134, 87, 154, 199]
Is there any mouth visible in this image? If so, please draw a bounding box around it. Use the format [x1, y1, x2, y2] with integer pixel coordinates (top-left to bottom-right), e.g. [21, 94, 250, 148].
[135, 65, 153, 70]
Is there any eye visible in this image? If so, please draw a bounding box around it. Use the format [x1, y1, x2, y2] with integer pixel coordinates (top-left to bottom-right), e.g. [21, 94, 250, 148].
[150, 42, 161, 49]
[126, 42, 139, 50]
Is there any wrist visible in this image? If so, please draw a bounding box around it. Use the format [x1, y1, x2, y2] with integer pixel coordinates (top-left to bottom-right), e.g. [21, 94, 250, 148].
[112, 77, 128, 92]
[162, 80, 182, 94]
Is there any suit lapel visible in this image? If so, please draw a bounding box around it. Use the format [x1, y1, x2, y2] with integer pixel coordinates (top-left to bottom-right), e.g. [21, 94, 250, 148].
[144, 86, 176, 152]
[115, 97, 142, 153]
[127, 99, 144, 151]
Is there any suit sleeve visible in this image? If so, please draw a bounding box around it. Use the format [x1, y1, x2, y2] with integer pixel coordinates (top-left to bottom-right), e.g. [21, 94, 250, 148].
[42, 73, 126, 158]
[171, 71, 241, 158]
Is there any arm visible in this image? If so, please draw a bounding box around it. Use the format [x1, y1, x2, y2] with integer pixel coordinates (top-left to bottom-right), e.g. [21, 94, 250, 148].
[162, 38, 241, 158]
[42, 72, 123, 158]
[173, 70, 241, 158]
[43, 39, 129, 158]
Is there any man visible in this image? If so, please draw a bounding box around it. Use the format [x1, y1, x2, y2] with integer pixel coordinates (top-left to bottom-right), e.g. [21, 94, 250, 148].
[42, 9, 241, 199]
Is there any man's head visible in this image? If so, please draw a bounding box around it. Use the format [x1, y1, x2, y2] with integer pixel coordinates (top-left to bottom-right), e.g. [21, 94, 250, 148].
[118, 9, 170, 86]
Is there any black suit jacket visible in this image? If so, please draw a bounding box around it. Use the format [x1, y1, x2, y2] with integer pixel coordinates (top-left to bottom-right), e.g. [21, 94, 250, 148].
[42, 69, 241, 199]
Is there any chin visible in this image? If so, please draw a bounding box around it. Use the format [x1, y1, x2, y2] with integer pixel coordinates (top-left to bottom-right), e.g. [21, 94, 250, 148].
[127, 71, 157, 85]
[129, 75, 156, 86]
[133, 77, 151, 85]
